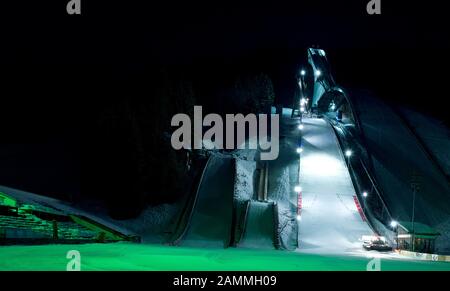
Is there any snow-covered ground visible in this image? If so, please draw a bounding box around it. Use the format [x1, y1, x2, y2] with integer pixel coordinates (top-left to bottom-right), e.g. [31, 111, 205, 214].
[1, 242, 448, 271]
[297, 118, 374, 254]
[234, 159, 256, 201]
[107, 204, 179, 243]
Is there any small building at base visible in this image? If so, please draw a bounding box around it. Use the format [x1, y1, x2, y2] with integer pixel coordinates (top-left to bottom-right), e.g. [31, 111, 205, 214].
[396, 221, 440, 254]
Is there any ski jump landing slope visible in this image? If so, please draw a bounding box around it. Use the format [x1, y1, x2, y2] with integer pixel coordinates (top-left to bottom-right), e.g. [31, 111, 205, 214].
[297, 118, 373, 254]
[352, 93, 450, 253]
[179, 155, 234, 248]
[239, 201, 275, 249]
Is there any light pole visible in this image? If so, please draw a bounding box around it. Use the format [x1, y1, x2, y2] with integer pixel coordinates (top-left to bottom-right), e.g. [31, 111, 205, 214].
[300, 97, 307, 121]
[299, 69, 307, 118]
[391, 220, 399, 250]
[345, 149, 352, 169]
[300, 69, 306, 95]
[362, 191, 368, 213]
[410, 171, 421, 252]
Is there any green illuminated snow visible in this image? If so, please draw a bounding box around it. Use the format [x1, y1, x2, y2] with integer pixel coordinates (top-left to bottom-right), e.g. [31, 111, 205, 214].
[1, 242, 449, 271]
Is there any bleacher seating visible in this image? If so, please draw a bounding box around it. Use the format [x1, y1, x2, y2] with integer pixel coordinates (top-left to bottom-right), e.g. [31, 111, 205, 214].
[0, 204, 99, 242]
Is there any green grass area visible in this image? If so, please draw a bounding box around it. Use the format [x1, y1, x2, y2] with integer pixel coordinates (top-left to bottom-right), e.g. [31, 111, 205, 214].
[0, 242, 449, 271]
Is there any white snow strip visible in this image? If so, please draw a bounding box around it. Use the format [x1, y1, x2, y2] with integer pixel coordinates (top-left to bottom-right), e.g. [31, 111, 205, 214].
[297, 118, 374, 254]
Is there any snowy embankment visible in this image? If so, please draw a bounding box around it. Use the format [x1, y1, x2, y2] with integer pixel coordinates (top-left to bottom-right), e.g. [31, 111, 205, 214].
[105, 204, 179, 243]
[234, 158, 256, 201]
[270, 166, 297, 250]
[266, 108, 300, 250]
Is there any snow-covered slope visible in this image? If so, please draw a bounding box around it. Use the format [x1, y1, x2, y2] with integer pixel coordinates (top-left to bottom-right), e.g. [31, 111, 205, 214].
[352, 93, 450, 253]
[398, 107, 450, 177]
[297, 118, 374, 254]
[266, 108, 300, 249]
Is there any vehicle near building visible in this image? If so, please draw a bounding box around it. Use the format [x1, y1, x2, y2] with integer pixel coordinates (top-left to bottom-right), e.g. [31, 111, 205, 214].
[362, 235, 392, 251]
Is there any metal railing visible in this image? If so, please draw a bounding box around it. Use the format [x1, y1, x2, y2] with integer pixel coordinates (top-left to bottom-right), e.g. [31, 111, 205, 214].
[329, 119, 395, 242]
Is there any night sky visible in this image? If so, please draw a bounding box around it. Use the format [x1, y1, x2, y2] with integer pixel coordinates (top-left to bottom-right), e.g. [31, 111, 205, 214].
[1, 0, 449, 199]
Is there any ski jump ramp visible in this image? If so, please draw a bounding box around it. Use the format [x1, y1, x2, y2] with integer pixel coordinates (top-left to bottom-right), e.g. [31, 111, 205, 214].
[179, 155, 234, 248]
[297, 118, 373, 254]
[238, 201, 276, 249]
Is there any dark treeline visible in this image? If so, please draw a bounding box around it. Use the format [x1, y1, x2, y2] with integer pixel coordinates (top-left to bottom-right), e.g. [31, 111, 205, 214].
[83, 66, 195, 218]
[82, 59, 277, 219]
[0, 50, 286, 219]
